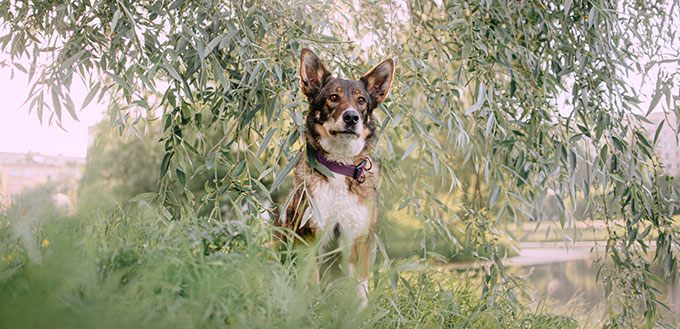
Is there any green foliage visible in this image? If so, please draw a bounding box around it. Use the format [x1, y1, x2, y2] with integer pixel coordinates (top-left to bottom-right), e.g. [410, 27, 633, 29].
[1, 0, 679, 327]
[0, 204, 576, 329]
[77, 119, 163, 212]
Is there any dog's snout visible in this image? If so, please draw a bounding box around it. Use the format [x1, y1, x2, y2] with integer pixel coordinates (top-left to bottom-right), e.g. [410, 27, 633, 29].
[342, 110, 360, 126]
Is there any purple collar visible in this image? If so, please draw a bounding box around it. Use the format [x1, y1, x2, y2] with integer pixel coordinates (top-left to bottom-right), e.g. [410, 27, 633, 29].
[315, 151, 372, 182]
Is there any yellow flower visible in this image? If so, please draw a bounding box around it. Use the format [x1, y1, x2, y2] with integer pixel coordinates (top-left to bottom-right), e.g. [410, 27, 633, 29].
[42, 239, 50, 247]
[6, 254, 12, 261]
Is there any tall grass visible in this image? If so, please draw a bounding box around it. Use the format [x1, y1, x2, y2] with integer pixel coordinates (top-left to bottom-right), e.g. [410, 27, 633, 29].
[0, 190, 576, 328]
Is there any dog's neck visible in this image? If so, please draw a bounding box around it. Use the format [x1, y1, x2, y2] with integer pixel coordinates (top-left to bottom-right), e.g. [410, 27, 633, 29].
[318, 137, 366, 165]
[305, 133, 369, 166]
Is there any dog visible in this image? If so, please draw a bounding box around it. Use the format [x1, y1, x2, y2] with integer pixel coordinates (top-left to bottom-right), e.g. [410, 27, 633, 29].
[276, 48, 394, 306]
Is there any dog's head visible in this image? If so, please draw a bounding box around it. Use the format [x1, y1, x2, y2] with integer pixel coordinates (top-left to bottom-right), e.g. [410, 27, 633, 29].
[299, 48, 394, 163]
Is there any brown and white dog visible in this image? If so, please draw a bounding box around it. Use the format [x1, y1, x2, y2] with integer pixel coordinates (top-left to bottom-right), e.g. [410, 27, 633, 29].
[277, 48, 394, 305]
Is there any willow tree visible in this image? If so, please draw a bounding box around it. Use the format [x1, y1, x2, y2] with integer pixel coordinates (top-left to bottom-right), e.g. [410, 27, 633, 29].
[1, 0, 679, 327]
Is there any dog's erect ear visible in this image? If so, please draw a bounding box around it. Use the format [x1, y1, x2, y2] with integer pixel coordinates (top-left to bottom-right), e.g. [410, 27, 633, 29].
[360, 58, 394, 104]
[300, 48, 331, 98]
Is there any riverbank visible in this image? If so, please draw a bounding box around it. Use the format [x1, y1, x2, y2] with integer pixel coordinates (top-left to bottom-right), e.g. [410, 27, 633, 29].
[447, 240, 659, 269]
[506, 242, 608, 266]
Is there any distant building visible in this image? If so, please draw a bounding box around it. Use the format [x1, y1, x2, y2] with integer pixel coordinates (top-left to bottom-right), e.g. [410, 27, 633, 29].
[643, 112, 680, 176]
[0, 152, 85, 208]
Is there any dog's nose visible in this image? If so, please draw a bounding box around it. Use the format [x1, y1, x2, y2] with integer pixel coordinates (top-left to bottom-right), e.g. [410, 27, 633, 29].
[342, 110, 360, 126]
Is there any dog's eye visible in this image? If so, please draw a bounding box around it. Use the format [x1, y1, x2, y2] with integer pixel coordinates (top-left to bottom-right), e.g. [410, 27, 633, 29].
[328, 94, 339, 102]
[357, 97, 366, 105]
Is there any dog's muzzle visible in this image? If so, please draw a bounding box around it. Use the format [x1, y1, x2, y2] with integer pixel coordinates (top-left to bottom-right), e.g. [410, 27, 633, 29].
[342, 109, 360, 127]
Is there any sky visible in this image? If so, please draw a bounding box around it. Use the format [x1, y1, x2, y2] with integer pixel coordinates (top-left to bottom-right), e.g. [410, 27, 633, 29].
[0, 64, 105, 158]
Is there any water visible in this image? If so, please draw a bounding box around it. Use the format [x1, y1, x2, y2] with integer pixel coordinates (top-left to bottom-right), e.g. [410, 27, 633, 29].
[508, 249, 680, 325]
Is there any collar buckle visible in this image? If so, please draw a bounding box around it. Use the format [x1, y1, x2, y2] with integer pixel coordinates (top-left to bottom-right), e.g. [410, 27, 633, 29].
[353, 158, 372, 183]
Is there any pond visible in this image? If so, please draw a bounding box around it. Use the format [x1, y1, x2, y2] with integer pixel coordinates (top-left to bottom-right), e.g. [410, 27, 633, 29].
[507, 245, 680, 326]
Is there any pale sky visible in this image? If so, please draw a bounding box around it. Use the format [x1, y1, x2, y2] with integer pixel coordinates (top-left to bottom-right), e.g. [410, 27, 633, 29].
[0, 64, 105, 158]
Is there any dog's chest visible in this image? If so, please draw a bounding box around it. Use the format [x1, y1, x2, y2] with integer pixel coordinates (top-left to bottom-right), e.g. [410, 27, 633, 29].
[310, 175, 372, 240]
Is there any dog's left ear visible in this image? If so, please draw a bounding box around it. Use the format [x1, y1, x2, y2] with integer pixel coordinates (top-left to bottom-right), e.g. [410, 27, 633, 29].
[360, 58, 395, 104]
[300, 48, 331, 99]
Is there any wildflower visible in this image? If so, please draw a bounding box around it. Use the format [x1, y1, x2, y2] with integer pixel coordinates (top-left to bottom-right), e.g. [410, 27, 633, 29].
[42, 239, 50, 247]
[7, 254, 12, 261]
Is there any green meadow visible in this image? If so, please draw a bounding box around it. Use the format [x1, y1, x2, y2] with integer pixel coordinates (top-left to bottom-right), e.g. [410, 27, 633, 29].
[0, 186, 576, 329]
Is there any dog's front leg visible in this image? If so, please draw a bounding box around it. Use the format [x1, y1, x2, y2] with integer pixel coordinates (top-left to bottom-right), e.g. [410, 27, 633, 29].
[350, 235, 371, 308]
[312, 256, 320, 285]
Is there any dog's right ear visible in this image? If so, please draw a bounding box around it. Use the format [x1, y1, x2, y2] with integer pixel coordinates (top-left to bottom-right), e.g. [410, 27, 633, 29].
[300, 48, 331, 98]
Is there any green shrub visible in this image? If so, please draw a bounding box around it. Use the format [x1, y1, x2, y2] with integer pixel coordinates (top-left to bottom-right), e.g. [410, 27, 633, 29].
[1, 202, 576, 329]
